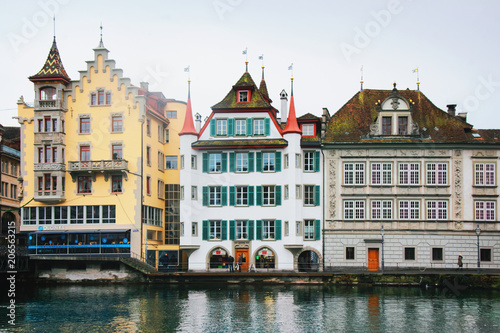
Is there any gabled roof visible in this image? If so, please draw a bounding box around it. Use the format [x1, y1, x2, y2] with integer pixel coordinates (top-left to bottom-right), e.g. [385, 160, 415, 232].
[211, 71, 273, 110]
[298, 113, 321, 121]
[323, 88, 486, 144]
[29, 37, 70, 84]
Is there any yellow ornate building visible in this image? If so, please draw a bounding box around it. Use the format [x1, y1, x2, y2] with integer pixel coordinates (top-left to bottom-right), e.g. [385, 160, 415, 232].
[17, 36, 185, 267]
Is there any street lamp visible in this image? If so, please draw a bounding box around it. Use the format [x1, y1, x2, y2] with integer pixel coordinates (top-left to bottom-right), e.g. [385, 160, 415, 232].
[381, 225, 385, 274]
[476, 224, 481, 274]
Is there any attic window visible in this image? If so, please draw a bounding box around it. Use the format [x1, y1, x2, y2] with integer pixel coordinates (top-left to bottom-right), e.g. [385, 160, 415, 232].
[238, 90, 250, 103]
[472, 133, 481, 138]
[302, 124, 315, 136]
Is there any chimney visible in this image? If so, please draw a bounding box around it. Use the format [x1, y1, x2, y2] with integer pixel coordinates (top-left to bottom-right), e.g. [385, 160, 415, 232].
[195, 113, 202, 132]
[457, 112, 468, 122]
[447, 104, 457, 117]
[140, 82, 149, 91]
[280, 89, 288, 124]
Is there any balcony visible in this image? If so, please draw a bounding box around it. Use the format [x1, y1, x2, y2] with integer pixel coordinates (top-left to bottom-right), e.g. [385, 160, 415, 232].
[35, 99, 66, 110]
[34, 163, 66, 171]
[34, 189, 66, 203]
[67, 159, 128, 181]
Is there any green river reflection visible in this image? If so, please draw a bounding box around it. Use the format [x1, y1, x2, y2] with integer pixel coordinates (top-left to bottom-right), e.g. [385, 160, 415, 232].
[1, 284, 500, 332]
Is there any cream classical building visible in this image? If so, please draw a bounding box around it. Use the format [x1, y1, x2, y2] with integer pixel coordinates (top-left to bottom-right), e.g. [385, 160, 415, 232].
[322, 84, 500, 271]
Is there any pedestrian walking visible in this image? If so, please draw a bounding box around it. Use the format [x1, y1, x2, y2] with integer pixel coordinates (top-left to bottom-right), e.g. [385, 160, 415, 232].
[457, 254, 463, 270]
[238, 255, 243, 272]
[228, 255, 234, 272]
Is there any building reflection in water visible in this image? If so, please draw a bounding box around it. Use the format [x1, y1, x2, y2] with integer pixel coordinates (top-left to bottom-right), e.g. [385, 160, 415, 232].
[7, 285, 500, 332]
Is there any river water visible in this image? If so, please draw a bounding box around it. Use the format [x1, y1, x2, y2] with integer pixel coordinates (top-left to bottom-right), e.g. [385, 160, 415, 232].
[1, 283, 499, 332]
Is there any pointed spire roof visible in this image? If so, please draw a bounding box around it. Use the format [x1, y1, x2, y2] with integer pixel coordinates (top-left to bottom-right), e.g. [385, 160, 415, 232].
[259, 66, 272, 103]
[282, 78, 302, 135]
[212, 71, 272, 110]
[179, 80, 198, 136]
[29, 37, 70, 84]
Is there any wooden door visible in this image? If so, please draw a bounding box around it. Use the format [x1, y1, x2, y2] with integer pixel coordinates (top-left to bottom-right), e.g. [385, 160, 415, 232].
[235, 249, 249, 272]
[368, 248, 379, 271]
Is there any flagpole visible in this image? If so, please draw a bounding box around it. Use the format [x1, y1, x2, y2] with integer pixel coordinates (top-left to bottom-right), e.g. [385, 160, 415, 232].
[360, 65, 364, 91]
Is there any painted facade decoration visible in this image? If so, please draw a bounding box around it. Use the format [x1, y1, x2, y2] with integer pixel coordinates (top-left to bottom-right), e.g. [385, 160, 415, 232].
[322, 85, 500, 271]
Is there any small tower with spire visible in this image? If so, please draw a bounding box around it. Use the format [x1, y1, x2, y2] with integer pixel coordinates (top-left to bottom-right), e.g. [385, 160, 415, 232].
[29, 34, 71, 203]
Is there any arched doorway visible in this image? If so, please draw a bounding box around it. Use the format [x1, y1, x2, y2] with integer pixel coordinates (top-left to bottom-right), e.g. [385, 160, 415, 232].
[209, 247, 229, 269]
[1, 212, 16, 235]
[298, 250, 320, 272]
[255, 247, 275, 269]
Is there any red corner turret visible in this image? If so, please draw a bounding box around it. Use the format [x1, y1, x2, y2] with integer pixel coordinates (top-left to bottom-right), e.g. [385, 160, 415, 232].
[282, 78, 301, 135]
[179, 81, 198, 136]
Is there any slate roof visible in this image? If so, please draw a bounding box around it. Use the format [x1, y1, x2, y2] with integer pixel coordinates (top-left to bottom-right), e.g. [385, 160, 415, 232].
[29, 38, 70, 83]
[211, 72, 273, 110]
[322, 88, 495, 144]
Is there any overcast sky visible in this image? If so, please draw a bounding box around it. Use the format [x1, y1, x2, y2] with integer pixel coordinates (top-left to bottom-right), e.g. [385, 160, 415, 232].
[2, 0, 500, 131]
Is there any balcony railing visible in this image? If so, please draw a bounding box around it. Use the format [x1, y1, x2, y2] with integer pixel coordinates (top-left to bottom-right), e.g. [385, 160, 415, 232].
[34, 163, 66, 171]
[67, 159, 128, 172]
[36, 100, 65, 110]
[34, 190, 65, 203]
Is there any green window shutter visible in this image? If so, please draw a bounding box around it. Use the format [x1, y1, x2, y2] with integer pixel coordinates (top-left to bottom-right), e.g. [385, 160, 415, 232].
[275, 185, 282, 206]
[264, 118, 271, 136]
[202, 153, 208, 173]
[256, 152, 262, 172]
[314, 151, 321, 172]
[314, 185, 320, 206]
[221, 220, 227, 240]
[275, 220, 282, 240]
[248, 186, 254, 206]
[275, 152, 282, 172]
[247, 118, 253, 136]
[228, 118, 235, 136]
[229, 220, 235, 240]
[229, 186, 235, 206]
[248, 220, 254, 240]
[210, 119, 216, 136]
[314, 219, 321, 240]
[248, 152, 254, 172]
[256, 220, 262, 240]
[202, 186, 209, 206]
[256, 186, 262, 206]
[229, 152, 236, 172]
[221, 186, 228, 206]
[221, 153, 227, 173]
[202, 220, 209, 240]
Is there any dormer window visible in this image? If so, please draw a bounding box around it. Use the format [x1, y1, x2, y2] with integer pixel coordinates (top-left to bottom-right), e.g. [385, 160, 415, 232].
[238, 90, 250, 103]
[302, 124, 315, 136]
[40, 87, 56, 100]
[365, 84, 421, 139]
[382, 117, 392, 135]
[398, 116, 408, 135]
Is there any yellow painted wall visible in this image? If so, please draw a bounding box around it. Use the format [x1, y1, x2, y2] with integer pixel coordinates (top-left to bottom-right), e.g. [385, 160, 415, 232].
[18, 46, 186, 260]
